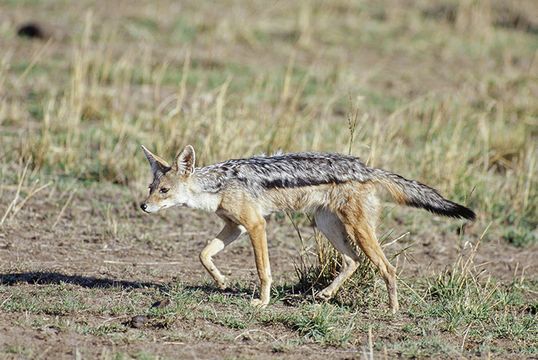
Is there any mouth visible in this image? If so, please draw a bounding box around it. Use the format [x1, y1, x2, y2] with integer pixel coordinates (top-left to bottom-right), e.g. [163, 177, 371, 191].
[140, 203, 179, 213]
[140, 203, 162, 213]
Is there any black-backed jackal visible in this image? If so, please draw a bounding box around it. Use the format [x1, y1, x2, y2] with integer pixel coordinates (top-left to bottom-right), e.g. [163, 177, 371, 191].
[140, 145, 475, 313]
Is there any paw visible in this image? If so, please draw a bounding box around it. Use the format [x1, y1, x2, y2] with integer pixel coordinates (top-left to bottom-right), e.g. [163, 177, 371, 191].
[216, 278, 229, 290]
[389, 289, 399, 314]
[389, 300, 400, 314]
[317, 289, 334, 301]
[250, 298, 268, 308]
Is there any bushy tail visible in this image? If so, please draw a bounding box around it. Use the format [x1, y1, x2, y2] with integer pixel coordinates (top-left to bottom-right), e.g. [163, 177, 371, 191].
[371, 169, 476, 220]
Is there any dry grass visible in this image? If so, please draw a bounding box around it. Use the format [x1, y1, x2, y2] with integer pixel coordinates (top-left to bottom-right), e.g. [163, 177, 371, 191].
[1, 1, 535, 241]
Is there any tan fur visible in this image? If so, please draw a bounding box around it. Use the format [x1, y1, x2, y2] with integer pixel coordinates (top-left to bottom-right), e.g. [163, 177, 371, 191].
[141, 145, 458, 313]
[205, 180, 400, 312]
[141, 145, 170, 168]
[199, 215, 245, 290]
[217, 192, 272, 306]
[374, 177, 406, 205]
[336, 192, 399, 312]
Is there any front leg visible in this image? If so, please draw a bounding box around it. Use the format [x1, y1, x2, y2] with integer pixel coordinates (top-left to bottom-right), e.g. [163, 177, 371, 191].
[199, 218, 245, 290]
[244, 217, 272, 308]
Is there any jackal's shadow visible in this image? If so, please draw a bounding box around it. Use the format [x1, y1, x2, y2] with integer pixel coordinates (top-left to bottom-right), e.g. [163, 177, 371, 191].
[0, 271, 162, 290]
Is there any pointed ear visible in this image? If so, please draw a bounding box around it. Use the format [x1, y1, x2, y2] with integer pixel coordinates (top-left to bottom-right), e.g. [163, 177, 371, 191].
[174, 145, 196, 175]
[141, 145, 170, 176]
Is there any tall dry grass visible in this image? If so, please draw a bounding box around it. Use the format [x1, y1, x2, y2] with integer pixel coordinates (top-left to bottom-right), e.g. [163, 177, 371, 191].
[0, 0, 535, 241]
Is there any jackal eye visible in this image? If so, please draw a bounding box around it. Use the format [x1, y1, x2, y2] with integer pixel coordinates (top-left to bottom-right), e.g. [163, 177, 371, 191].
[159, 187, 169, 194]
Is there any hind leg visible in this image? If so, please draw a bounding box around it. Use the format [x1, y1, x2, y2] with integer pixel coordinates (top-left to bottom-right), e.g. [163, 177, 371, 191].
[355, 224, 398, 313]
[314, 209, 362, 300]
[338, 209, 399, 313]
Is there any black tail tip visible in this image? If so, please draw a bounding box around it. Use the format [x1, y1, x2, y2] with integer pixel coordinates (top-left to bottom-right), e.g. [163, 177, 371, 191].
[408, 199, 476, 221]
[450, 203, 476, 221]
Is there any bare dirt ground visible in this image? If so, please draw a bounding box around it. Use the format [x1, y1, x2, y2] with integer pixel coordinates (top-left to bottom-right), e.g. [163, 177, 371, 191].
[1, 183, 536, 359]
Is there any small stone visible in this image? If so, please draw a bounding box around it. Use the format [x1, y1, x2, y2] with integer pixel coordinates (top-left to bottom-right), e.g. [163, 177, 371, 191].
[152, 297, 172, 309]
[131, 315, 148, 328]
[16, 21, 64, 40]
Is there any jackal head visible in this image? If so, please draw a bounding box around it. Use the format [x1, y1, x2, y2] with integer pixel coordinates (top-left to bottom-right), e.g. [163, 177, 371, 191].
[140, 145, 196, 213]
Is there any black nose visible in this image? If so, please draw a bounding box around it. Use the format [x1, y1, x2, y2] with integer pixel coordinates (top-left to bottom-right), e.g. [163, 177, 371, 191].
[140, 203, 147, 211]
